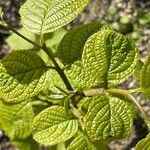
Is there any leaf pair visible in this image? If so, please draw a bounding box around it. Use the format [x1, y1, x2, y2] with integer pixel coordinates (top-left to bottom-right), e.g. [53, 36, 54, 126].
[32, 93, 135, 147]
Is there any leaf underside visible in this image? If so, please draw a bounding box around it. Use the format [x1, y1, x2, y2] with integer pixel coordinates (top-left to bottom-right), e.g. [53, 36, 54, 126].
[32, 106, 78, 145]
[0, 50, 48, 102]
[20, 0, 89, 34]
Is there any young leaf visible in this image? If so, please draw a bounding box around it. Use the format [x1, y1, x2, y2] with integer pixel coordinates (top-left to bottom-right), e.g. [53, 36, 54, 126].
[0, 50, 48, 102]
[136, 133, 150, 150]
[67, 133, 97, 150]
[20, 0, 89, 34]
[82, 29, 139, 86]
[56, 22, 103, 65]
[141, 55, 150, 98]
[84, 94, 135, 141]
[0, 101, 34, 140]
[6, 28, 37, 50]
[32, 106, 78, 145]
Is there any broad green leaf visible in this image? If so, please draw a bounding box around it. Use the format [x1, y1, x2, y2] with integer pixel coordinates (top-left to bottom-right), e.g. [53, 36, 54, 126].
[6, 28, 37, 50]
[56, 22, 103, 65]
[20, 0, 89, 34]
[32, 106, 78, 145]
[0, 101, 34, 140]
[66, 28, 139, 90]
[67, 133, 97, 150]
[0, 50, 48, 102]
[84, 94, 135, 141]
[13, 137, 39, 150]
[136, 133, 150, 150]
[141, 55, 150, 98]
[82, 29, 139, 86]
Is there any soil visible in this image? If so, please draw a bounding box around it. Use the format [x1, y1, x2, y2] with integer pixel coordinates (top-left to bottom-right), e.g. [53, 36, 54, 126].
[0, 0, 150, 149]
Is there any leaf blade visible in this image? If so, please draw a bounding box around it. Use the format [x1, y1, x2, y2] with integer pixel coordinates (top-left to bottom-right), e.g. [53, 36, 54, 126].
[20, 0, 89, 34]
[32, 106, 78, 145]
[82, 29, 139, 86]
[0, 50, 48, 102]
[84, 94, 135, 141]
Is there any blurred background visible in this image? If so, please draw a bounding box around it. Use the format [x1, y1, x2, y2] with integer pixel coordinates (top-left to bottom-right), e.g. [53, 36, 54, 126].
[0, 0, 150, 149]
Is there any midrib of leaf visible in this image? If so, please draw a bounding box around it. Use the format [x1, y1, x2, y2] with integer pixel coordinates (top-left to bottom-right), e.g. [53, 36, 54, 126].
[40, 0, 73, 34]
[39, 0, 49, 39]
[36, 120, 74, 134]
[50, 121, 74, 141]
[103, 32, 113, 86]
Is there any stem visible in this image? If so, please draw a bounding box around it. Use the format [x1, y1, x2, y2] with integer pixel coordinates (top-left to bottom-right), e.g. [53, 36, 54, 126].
[42, 45, 73, 91]
[107, 88, 149, 125]
[5, 24, 42, 49]
[128, 88, 142, 93]
[83, 88, 105, 96]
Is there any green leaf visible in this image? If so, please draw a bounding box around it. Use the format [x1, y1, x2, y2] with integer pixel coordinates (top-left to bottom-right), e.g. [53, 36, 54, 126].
[0, 101, 34, 139]
[56, 22, 103, 65]
[141, 55, 150, 98]
[84, 94, 135, 141]
[67, 133, 97, 150]
[20, 0, 89, 34]
[82, 29, 139, 87]
[66, 28, 139, 90]
[6, 27, 37, 50]
[0, 50, 48, 102]
[136, 133, 150, 150]
[32, 106, 78, 145]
